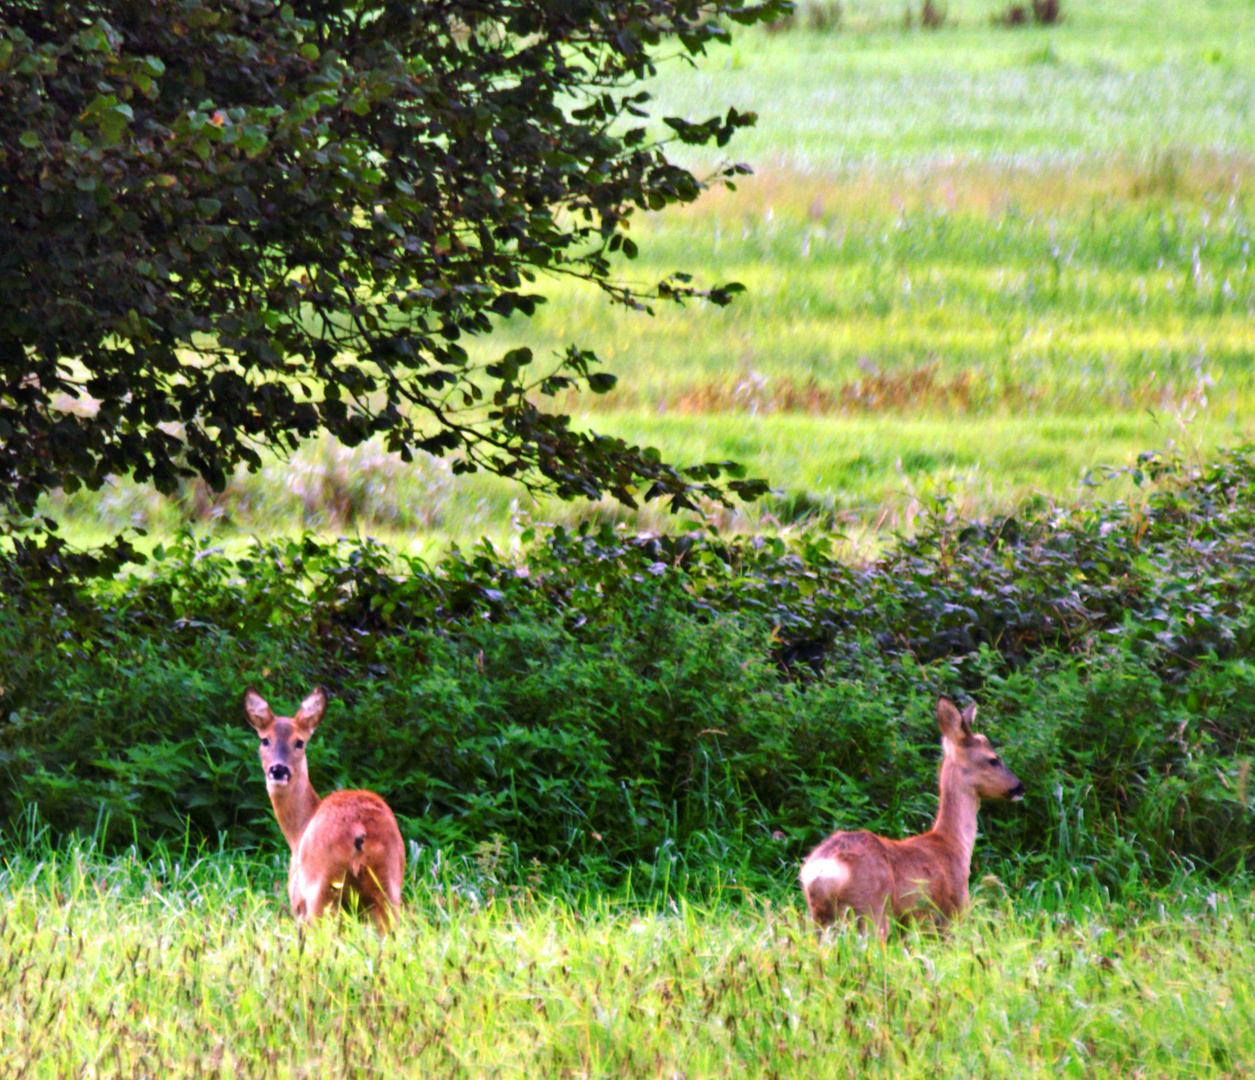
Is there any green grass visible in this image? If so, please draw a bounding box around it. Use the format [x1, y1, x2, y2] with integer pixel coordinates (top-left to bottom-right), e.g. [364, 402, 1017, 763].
[654, 0, 1255, 170]
[44, 412, 1246, 563]
[43, 162, 1253, 549]
[3, 843, 1253, 1079]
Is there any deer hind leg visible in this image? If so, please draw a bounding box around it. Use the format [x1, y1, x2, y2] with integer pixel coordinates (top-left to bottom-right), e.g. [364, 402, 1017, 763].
[343, 830, 403, 932]
[837, 897, 890, 941]
[288, 862, 342, 923]
[801, 855, 862, 937]
[346, 862, 401, 933]
[801, 857, 842, 927]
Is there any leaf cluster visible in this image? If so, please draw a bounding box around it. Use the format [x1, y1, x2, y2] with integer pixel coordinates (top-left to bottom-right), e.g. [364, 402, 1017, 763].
[0, 0, 780, 567]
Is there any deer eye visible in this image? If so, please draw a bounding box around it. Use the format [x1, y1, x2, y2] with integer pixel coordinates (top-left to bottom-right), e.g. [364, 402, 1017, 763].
[294, 740, 305, 749]
[988, 756, 1001, 766]
[261, 738, 270, 747]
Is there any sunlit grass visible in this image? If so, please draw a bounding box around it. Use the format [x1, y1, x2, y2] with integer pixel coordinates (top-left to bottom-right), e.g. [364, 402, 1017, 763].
[508, 161, 1255, 407]
[42, 156, 1255, 548]
[2, 842, 1253, 1079]
[43, 403, 1251, 558]
[650, 0, 1255, 171]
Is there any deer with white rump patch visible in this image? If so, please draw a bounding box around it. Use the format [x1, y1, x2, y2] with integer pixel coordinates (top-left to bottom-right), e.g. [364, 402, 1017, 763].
[800, 696, 1024, 939]
[244, 686, 405, 932]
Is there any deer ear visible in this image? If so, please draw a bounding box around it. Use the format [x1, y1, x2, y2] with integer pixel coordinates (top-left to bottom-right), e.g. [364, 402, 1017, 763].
[243, 689, 274, 731]
[936, 696, 973, 742]
[293, 686, 328, 731]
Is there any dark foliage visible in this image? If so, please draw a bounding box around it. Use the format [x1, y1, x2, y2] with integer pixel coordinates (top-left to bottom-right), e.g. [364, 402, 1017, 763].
[0, 0, 777, 574]
[2, 447, 1254, 893]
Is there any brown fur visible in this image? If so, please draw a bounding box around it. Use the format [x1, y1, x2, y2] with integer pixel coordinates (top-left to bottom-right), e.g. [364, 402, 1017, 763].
[244, 687, 405, 933]
[800, 697, 1024, 939]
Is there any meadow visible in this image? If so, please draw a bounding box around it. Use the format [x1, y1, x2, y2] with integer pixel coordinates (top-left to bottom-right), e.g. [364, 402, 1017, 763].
[7, 439, 1255, 1078]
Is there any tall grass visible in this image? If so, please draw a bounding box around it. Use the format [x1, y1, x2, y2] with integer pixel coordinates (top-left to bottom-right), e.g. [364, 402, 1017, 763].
[2, 839, 1252, 1079]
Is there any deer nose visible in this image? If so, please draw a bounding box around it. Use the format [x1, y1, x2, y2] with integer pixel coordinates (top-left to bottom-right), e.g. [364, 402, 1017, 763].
[1008, 781, 1026, 801]
[268, 764, 291, 784]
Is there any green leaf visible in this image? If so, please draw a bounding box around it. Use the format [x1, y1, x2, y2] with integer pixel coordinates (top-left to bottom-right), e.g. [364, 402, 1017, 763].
[238, 126, 269, 156]
[587, 373, 617, 394]
[76, 20, 121, 53]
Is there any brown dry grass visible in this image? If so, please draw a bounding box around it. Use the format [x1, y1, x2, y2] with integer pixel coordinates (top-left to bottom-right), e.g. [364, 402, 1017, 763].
[571, 363, 1042, 418]
[678, 152, 1255, 224]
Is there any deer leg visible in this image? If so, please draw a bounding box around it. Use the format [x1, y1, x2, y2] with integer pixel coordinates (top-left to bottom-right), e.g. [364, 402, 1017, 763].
[343, 864, 401, 933]
[289, 861, 344, 923]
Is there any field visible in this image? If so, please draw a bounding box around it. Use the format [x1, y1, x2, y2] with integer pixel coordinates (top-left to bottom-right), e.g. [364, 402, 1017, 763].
[3, 843, 1254, 1080]
[41, 0, 1255, 554]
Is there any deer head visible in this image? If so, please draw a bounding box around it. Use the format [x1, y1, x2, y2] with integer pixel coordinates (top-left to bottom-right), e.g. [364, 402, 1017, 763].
[243, 686, 327, 794]
[937, 696, 1025, 803]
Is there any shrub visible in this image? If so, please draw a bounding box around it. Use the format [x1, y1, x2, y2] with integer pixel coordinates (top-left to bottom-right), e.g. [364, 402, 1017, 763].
[2, 445, 1254, 894]
[994, 0, 1062, 27]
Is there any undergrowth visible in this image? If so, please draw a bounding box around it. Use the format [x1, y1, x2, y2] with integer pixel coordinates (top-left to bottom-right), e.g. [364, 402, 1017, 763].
[3, 447, 1254, 896]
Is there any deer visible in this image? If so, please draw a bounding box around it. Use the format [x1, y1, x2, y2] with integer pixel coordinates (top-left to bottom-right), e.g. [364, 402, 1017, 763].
[800, 696, 1024, 940]
[244, 686, 405, 933]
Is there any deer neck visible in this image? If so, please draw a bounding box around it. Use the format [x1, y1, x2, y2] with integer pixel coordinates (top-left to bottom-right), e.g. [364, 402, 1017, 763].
[269, 779, 322, 852]
[931, 763, 981, 874]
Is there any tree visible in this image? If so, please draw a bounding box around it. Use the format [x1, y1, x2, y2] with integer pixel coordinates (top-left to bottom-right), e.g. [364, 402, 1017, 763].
[0, 0, 781, 575]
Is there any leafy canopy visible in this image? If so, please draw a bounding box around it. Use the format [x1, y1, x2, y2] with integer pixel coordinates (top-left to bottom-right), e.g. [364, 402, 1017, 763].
[0, 0, 780, 573]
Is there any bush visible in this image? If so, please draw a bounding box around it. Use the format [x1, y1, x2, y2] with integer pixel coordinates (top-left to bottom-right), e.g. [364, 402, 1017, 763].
[3, 446, 1255, 894]
[994, 0, 1062, 27]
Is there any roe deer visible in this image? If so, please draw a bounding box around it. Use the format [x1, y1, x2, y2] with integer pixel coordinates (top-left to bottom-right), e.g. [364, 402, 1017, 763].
[244, 686, 405, 932]
[800, 696, 1024, 939]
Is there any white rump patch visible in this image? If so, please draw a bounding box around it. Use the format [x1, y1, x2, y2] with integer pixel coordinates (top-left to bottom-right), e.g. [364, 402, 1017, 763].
[800, 857, 850, 890]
